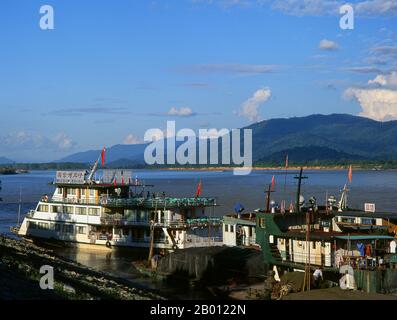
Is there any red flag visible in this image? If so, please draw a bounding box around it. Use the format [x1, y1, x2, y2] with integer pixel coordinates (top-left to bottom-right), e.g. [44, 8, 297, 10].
[271, 175, 276, 191]
[195, 180, 202, 198]
[285, 154, 289, 169]
[348, 165, 353, 183]
[101, 147, 106, 166]
[121, 175, 125, 185]
[114, 176, 117, 187]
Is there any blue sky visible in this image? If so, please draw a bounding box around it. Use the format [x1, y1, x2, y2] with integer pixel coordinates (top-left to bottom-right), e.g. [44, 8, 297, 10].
[0, 0, 396, 162]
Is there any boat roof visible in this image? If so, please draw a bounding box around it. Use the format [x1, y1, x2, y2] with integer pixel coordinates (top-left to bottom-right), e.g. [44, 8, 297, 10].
[335, 235, 395, 240]
[335, 210, 397, 220]
[223, 214, 256, 226]
[284, 230, 394, 241]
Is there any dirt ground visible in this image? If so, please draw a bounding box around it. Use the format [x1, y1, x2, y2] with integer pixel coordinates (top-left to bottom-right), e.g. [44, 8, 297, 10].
[283, 287, 397, 300]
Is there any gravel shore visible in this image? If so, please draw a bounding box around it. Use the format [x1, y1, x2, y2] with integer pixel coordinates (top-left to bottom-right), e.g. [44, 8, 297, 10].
[0, 235, 165, 300]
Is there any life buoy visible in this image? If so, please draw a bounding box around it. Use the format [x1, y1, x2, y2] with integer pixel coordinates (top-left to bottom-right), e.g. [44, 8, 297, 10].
[106, 241, 112, 248]
[172, 244, 178, 250]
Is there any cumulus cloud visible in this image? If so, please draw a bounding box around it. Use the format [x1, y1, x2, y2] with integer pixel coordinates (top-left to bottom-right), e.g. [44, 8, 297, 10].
[53, 133, 74, 150]
[123, 134, 143, 145]
[368, 71, 397, 87]
[345, 87, 397, 121]
[318, 39, 339, 51]
[167, 107, 196, 117]
[1, 131, 75, 150]
[239, 87, 272, 122]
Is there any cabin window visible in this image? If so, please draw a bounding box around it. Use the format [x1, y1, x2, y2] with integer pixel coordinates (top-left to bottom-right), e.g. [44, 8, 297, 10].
[312, 242, 316, 249]
[38, 222, 49, 230]
[75, 207, 87, 215]
[341, 217, 355, 224]
[259, 218, 265, 228]
[57, 188, 62, 195]
[62, 224, 74, 234]
[55, 224, 61, 232]
[90, 189, 95, 197]
[230, 225, 234, 233]
[51, 205, 61, 213]
[248, 227, 252, 237]
[38, 204, 49, 212]
[77, 226, 86, 234]
[81, 189, 86, 196]
[361, 218, 372, 225]
[68, 188, 76, 196]
[224, 224, 229, 232]
[28, 221, 37, 229]
[64, 206, 74, 214]
[88, 208, 100, 216]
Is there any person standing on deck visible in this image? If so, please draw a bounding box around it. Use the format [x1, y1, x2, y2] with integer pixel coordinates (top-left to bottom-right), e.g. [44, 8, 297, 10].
[313, 267, 323, 288]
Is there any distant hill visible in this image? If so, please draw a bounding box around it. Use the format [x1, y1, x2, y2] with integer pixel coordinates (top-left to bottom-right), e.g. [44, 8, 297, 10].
[249, 114, 397, 163]
[0, 157, 14, 165]
[59, 144, 147, 164]
[58, 114, 397, 166]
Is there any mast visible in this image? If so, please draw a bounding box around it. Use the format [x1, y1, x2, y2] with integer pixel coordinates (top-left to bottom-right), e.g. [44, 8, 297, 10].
[265, 184, 274, 213]
[17, 186, 22, 226]
[302, 210, 311, 291]
[294, 167, 307, 213]
[338, 184, 349, 212]
[147, 200, 158, 266]
[87, 153, 101, 183]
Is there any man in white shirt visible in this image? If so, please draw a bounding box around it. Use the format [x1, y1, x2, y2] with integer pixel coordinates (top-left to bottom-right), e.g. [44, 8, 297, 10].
[313, 267, 323, 288]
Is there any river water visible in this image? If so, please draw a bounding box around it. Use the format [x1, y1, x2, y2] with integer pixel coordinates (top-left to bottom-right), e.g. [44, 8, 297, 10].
[1, 169, 397, 298]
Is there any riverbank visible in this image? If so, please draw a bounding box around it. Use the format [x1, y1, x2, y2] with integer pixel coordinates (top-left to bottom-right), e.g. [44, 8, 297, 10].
[0, 235, 165, 300]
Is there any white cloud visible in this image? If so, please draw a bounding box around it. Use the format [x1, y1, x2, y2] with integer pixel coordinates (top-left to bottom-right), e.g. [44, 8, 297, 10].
[177, 63, 278, 74]
[344, 87, 397, 121]
[368, 71, 397, 87]
[197, 0, 397, 17]
[53, 133, 73, 150]
[355, 0, 397, 16]
[0, 131, 76, 161]
[271, 0, 341, 16]
[123, 134, 143, 145]
[239, 87, 272, 122]
[167, 107, 195, 117]
[318, 39, 339, 51]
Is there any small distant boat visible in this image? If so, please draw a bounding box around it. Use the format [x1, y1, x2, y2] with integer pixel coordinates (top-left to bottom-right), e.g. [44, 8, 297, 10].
[16, 169, 29, 174]
[0, 168, 17, 175]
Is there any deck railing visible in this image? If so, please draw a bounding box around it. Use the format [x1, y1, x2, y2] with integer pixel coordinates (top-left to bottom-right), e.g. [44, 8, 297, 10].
[100, 216, 223, 228]
[101, 196, 217, 209]
[47, 196, 217, 208]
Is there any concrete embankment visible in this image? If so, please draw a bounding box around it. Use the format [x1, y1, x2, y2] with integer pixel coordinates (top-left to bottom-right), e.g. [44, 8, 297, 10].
[156, 246, 265, 285]
[0, 235, 165, 300]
